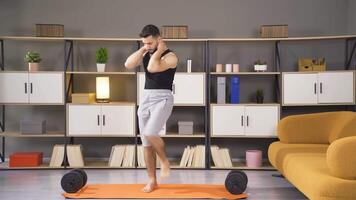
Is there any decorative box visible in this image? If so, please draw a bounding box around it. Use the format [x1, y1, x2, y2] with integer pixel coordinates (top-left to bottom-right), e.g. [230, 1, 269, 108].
[20, 119, 46, 134]
[178, 121, 193, 135]
[10, 152, 43, 167]
[260, 24, 288, 38]
[71, 93, 96, 104]
[35, 24, 64, 37]
[161, 25, 188, 39]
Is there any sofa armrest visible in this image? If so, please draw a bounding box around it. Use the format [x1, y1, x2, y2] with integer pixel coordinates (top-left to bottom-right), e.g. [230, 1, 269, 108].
[326, 136, 356, 180]
[278, 113, 333, 144]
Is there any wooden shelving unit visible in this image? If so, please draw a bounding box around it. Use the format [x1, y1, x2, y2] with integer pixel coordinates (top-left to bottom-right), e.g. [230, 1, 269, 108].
[0, 34, 355, 170]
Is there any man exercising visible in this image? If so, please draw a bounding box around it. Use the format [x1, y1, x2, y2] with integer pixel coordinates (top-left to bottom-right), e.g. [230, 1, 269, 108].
[124, 24, 178, 193]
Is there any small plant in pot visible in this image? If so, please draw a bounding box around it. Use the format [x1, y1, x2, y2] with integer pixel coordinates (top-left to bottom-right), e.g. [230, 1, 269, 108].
[96, 47, 108, 72]
[24, 51, 41, 71]
[254, 59, 267, 72]
[256, 89, 264, 103]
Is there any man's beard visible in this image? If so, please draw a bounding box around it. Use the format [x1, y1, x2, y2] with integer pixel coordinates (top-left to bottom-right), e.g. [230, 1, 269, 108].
[148, 48, 157, 54]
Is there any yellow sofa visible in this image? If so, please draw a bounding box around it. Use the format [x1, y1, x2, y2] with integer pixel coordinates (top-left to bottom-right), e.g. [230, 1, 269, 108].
[268, 111, 356, 200]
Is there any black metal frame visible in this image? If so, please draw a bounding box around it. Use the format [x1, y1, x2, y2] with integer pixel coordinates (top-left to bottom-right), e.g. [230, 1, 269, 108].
[0, 39, 4, 162]
[0, 36, 354, 170]
[205, 40, 210, 169]
[64, 40, 74, 169]
[345, 38, 356, 70]
[274, 41, 281, 104]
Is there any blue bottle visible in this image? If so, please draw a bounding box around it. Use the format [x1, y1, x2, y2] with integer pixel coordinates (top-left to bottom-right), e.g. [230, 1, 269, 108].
[230, 76, 240, 103]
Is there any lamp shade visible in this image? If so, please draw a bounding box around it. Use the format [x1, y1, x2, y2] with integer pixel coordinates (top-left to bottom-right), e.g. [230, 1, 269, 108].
[96, 77, 110, 102]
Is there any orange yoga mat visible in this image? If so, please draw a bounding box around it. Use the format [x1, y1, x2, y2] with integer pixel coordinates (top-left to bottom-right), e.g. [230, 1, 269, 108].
[63, 184, 248, 199]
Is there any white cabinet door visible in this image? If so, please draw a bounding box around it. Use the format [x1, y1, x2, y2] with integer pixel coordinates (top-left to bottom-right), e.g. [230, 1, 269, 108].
[283, 73, 318, 105]
[137, 72, 145, 104]
[29, 72, 64, 104]
[173, 74, 205, 105]
[137, 73, 205, 105]
[0, 72, 28, 103]
[101, 105, 135, 136]
[244, 106, 279, 136]
[318, 72, 354, 104]
[211, 105, 245, 136]
[68, 105, 101, 136]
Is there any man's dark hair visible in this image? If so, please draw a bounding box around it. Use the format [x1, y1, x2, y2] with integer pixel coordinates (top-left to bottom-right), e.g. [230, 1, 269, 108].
[139, 24, 160, 38]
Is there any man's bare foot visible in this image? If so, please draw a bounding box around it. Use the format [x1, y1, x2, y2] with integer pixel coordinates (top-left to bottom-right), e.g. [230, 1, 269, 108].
[142, 180, 158, 193]
[160, 159, 170, 180]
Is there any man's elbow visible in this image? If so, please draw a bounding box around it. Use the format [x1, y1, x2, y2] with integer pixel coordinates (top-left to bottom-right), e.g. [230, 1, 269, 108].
[124, 61, 134, 69]
[147, 66, 159, 73]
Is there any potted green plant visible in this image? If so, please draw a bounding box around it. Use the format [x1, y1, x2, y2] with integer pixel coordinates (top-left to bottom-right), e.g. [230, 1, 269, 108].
[24, 51, 41, 71]
[96, 47, 108, 72]
[256, 89, 264, 103]
[254, 59, 267, 72]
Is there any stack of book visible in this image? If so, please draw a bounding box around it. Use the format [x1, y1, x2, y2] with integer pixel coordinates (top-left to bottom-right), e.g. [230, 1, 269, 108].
[49, 144, 65, 167]
[210, 145, 233, 168]
[137, 145, 160, 168]
[179, 145, 205, 168]
[66, 144, 85, 167]
[109, 145, 136, 167]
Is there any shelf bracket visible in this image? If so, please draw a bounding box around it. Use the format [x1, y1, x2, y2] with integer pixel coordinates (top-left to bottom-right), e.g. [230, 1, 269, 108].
[345, 38, 356, 70]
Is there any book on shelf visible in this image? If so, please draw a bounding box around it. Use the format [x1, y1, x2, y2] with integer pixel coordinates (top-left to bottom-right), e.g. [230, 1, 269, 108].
[179, 145, 205, 168]
[49, 144, 65, 167]
[66, 144, 85, 167]
[210, 145, 233, 168]
[137, 145, 160, 167]
[109, 145, 136, 167]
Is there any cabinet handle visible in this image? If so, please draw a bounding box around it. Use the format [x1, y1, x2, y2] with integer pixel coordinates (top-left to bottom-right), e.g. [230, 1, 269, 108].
[172, 83, 175, 94]
[24, 83, 27, 94]
[247, 116, 249, 127]
[241, 115, 244, 126]
[314, 83, 317, 94]
[97, 115, 100, 126]
[320, 82, 323, 94]
[30, 83, 33, 94]
[103, 115, 106, 126]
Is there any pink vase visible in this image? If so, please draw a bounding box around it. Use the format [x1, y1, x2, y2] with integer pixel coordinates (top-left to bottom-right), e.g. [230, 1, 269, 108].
[246, 150, 262, 168]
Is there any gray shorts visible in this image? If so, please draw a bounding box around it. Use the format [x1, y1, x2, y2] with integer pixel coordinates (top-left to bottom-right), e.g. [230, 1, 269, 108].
[137, 89, 174, 147]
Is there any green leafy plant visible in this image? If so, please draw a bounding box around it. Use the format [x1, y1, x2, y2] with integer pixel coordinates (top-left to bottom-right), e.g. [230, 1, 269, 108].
[254, 59, 267, 65]
[256, 89, 264, 97]
[24, 51, 41, 63]
[256, 89, 264, 103]
[96, 47, 108, 63]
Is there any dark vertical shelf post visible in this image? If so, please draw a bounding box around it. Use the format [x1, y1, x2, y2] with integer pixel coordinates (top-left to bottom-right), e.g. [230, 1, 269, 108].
[64, 40, 74, 169]
[206, 40, 211, 169]
[0, 39, 5, 162]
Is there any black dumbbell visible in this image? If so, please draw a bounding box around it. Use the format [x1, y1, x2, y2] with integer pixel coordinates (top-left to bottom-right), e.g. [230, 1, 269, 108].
[225, 170, 248, 195]
[61, 169, 87, 193]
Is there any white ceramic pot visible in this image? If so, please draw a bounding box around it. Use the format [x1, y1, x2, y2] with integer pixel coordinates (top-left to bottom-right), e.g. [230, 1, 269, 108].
[97, 63, 106, 72]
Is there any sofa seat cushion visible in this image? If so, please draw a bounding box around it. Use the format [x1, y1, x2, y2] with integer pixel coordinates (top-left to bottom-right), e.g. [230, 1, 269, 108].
[268, 141, 328, 173]
[284, 153, 356, 200]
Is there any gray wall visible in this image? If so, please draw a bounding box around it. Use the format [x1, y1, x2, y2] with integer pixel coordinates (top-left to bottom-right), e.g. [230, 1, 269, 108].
[0, 0, 355, 163]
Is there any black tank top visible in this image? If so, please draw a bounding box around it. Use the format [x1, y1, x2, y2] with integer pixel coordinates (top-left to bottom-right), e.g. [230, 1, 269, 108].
[143, 49, 176, 91]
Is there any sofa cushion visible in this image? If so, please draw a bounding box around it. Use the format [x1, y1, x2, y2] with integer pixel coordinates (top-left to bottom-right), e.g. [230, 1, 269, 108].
[284, 153, 356, 200]
[268, 141, 328, 174]
[327, 136, 356, 180]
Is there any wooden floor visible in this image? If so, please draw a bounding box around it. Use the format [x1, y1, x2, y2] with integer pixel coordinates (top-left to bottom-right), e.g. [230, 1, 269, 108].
[0, 169, 307, 199]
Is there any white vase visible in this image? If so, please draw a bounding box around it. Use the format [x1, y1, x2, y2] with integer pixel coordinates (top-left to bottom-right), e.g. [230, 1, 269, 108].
[97, 63, 106, 72]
